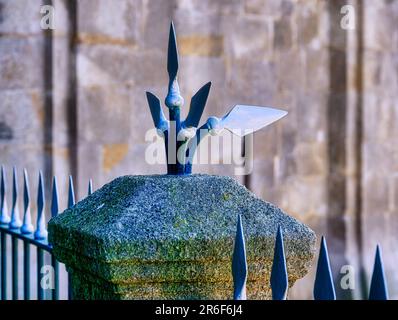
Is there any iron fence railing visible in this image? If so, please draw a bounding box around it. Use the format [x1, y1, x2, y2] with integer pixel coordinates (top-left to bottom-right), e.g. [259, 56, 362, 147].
[232, 214, 389, 300]
[0, 166, 89, 300]
[0, 165, 389, 300]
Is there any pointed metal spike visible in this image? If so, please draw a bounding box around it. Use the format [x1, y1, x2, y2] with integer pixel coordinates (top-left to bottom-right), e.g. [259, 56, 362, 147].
[68, 175, 75, 208]
[0, 165, 10, 224]
[270, 226, 288, 300]
[51, 176, 59, 218]
[37, 171, 44, 216]
[369, 245, 389, 300]
[0, 165, 5, 197]
[232, 214, 247, 300]
[23, 169, 29, 212]
[9, 166, 21, 229]
[21, 169, 34, 234]
[34, 171, 47, 240]
[165, 22, 184, 111]
[167, 21, 179, 80]
[184, 82, 212, 128]
[88, 179, 93, 196]
[12, 167, 17, 204]
[313, 236, 336, 300]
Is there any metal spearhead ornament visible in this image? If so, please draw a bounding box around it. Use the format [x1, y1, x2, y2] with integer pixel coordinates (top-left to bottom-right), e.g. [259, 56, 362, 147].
[146, 22, 288, 175]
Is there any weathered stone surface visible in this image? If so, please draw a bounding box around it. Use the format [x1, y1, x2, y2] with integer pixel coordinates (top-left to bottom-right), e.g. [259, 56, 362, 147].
[78, 85, 132, 144]
[174, 11, 222, 38]
[223, 18, 271, 60]
[78, 0, 141, 46]
[273, 17, 293, 50]
[176, 0, 243, 15]
[0, 89, 45, 144]
[0, 37, 44, 90]
[244, 0, 293, 17]
[178, 35, 224, 57]
[49, 174, 316, 299]
[297, 9, 319, 45]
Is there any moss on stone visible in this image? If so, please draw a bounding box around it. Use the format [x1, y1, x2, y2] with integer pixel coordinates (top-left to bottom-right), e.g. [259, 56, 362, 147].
[48, 174, 316, 299]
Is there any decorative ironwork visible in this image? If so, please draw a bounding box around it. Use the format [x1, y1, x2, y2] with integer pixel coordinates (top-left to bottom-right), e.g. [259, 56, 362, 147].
[146, 22, 288, 175]
[0, 21, 391, 301]
[0, 166, 91, 300]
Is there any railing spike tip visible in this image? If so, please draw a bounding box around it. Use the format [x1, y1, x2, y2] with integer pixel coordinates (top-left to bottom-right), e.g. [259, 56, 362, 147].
[38, 171, 44, 208]
[270, 225, 288, 300]
[21, 169, 34, 234]
[12, 166, 18, 200]
[369, 244, 388, 300]
[34, 171, 47, 240]
[0, 165, 7, 223]
[9, 166, 21, 229]
[23, 168, 30, 209]
[51, 176, 59, 218]
[68, 175, 75, 208]
[12, 166, 17, 198]
[313, 236, 336, 300]
[232, 214, 247, 300]
[88, 179, 93, 196]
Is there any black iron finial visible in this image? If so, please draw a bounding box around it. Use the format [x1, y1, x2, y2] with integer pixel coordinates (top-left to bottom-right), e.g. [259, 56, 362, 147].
[145, 22, 287, 175]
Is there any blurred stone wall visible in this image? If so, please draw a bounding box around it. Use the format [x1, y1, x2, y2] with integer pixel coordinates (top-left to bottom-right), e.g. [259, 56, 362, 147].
[360, 0, 398, 299]
[0, 1, 48, 206]
[0, 0, 397, 299]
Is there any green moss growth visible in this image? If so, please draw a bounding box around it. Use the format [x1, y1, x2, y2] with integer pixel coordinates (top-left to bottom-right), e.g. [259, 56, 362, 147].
[48, 174, 316, 300]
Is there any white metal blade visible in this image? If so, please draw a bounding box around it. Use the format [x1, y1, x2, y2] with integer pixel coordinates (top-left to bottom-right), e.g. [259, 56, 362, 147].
[221, 105, 288, 137]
